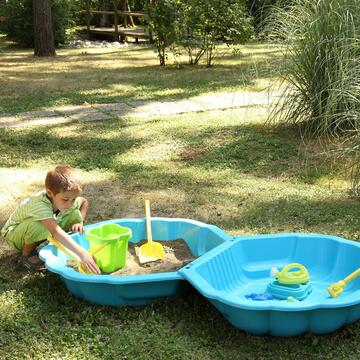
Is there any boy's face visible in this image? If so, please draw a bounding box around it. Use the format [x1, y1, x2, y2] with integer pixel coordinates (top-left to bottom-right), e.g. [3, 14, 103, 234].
[46, 189, 80, 212]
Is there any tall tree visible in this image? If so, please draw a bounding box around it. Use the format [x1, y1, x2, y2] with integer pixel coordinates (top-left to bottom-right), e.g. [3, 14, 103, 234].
[33, 0, 56, 56]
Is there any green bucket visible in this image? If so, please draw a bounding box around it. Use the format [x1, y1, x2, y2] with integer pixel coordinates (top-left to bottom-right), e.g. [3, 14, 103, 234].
[85, 224, 132, 273]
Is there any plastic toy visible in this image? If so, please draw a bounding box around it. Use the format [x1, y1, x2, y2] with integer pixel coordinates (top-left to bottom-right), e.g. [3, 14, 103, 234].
[328, 267, 360, 298]
[138, 200, 165, 264]
[47, 236, 107, 274]
[266, 263, 312, 300]
[270, 263, 310, 285]
[39, 218, 232, 306]
[245, 293, 274, 301]
[85, 223, 132, 272]
[40, 228, 360, 336]
[266, 280, 312, 300]
[180, 233, 360, 336]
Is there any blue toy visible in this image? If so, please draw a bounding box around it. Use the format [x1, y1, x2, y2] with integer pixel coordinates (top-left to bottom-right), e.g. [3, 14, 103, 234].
[266, 281, 312, 300]
[266, 263, 312, 300]
[180, 233, 360, 336]
[40, 224, 360, 337]
[245, 293, 274, 301]
[39, 217, 231, 306]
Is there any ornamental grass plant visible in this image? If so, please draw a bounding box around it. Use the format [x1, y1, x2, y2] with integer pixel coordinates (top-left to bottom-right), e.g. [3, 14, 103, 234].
[269, 0, 360, 188]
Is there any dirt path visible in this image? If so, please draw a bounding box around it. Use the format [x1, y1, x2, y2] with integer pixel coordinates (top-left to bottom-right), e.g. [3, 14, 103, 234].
[0, 91, 280, 128]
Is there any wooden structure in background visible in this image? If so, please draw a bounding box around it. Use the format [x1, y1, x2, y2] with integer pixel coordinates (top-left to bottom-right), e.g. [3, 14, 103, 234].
[82, 0, 150, 42]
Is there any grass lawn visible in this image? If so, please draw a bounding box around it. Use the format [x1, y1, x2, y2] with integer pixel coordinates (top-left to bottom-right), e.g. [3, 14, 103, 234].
[1, 38, 360, 359]
[0, 36, 282, 114]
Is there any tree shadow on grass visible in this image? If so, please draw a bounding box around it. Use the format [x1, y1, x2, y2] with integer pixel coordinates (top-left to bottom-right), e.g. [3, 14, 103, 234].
[0, 117, 340, 190]
[217, 194, 360, 239]
[0, 54, 282, 114]
[0, 122, 219, 195]
[0, 123, 140, 170]
[168, 121, 334, 182]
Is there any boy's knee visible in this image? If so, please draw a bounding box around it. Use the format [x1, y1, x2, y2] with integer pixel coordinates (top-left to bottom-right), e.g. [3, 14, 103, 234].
[6, 220, 50, 251]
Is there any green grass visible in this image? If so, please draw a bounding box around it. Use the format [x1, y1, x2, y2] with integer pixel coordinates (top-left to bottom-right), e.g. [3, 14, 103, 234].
[0, 37, 282, 114]
[1, 107, 360, 359]
[1, 38, 360, 359]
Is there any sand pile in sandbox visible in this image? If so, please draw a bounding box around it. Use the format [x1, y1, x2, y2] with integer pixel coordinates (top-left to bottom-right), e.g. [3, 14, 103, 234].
[111, 239, 196, 276]
[67, 239, 196, 275]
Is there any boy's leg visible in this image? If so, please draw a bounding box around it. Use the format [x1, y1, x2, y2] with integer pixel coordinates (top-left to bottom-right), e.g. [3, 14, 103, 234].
[5, 219, 49, 271]
[57, 209, 83, 233]
[23, 240, 46, 256]
[6, 219, 50, 252]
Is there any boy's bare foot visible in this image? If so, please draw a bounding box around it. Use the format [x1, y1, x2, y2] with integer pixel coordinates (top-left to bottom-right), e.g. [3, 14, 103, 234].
[19, 251, 46, 272]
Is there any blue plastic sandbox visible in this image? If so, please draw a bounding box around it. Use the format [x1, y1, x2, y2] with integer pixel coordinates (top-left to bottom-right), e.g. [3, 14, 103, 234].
[39, 217, 231, 306]
[40, 220, 360, 336]
[179, 233, 360, 336]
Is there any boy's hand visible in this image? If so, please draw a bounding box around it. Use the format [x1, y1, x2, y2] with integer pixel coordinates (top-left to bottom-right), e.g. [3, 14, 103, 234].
[79, 251, 101, 274]
[42, 220, 100, 274]
[71, 222, 84, 233]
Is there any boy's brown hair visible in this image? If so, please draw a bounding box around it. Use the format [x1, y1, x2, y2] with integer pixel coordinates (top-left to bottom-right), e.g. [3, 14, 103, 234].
[45, 165, 82, 195]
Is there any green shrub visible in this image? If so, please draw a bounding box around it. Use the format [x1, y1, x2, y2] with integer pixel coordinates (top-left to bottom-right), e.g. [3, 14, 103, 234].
[178, 0, 253, 66]
[245, 0, 278, 33]
[1, 0, 73, 47]
[146, 0, 253, 67]
[145, 0, 180, 66]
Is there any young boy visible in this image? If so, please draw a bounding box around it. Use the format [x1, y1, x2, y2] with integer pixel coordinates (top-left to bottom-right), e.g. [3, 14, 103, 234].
[1, 165, 100, 273]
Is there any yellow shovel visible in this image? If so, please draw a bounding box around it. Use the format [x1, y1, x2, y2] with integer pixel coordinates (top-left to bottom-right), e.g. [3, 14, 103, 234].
[328, 267, 360, 298]
[48, 236, 107, 274]
[138, 199, 165, 264]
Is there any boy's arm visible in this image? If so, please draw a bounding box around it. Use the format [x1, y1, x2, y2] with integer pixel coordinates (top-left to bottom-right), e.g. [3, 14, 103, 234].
[79, 197, 89, 221]
[42, 218, 100, 274]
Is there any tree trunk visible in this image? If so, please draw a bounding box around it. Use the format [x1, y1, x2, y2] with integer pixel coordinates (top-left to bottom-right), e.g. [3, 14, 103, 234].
[122, 0, 128, 28]
[99, 0, 110, 27]
[0, 0, 6, 23]
[0, 0, 6, 11]
[33, 0, 56, 57]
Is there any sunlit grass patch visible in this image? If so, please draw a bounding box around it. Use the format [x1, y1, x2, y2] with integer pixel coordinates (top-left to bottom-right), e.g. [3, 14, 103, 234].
[0, 39, 284, 114]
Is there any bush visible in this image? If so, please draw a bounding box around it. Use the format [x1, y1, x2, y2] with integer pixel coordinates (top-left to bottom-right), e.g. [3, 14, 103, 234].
[0, 0, 73, 47]
[146, 0, 253, 67]
[245, 0, 277, 33]
[269, 0, 360, 189]
[270, 0, 360, 135]
[178, 0, 253, 66]
[145, 0, 179, 66]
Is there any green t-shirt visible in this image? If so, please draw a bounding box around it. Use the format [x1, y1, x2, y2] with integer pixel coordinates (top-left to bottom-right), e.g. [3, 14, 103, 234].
[1, 190, 81, 236]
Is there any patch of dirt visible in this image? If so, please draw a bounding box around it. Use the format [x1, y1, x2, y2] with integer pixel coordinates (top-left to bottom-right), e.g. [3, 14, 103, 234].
[111, 239, 196, 276]
[179, 145, 207, 161]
